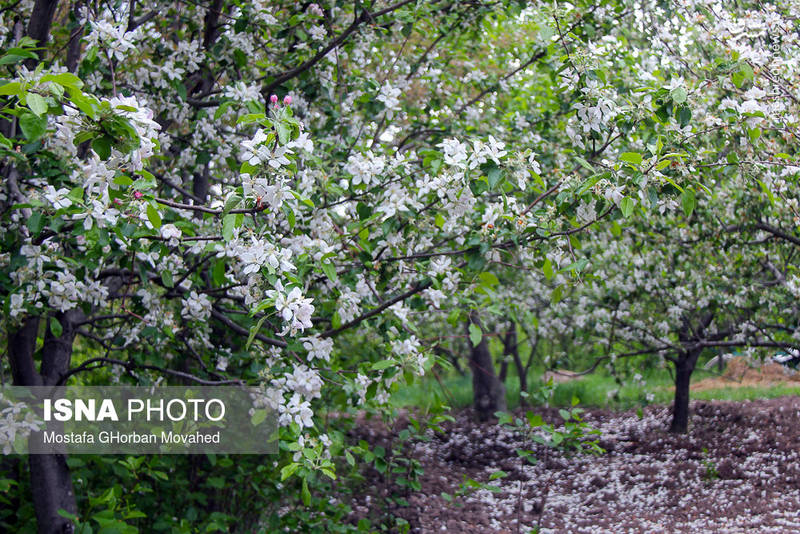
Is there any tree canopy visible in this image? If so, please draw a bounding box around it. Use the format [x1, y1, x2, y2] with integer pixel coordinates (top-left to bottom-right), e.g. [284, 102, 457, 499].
[2, 0, 800, 531]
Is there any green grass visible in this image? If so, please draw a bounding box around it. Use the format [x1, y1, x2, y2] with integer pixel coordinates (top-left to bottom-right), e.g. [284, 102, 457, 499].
[391, 367, 800, 411]
[691, 383, 800, 402]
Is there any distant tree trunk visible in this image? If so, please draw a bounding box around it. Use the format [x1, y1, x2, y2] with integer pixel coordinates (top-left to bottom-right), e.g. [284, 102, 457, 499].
[467, 312, 506, 421]
[498, 358, 508, 383]
[498, 328, 510, 383]
[670, 347, 702, 434]
[510, 342, 528, 405]
[66, 1, 85, 73]
[26, 0, 60, 48]
[9, 312, 82, 534]
[669, 311, 714, 433]
[499, 324, 521, 387]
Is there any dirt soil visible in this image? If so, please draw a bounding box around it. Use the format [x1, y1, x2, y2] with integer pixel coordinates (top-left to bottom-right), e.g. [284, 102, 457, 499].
[348, 396, 800, 533]
[693, 357, 800, 391]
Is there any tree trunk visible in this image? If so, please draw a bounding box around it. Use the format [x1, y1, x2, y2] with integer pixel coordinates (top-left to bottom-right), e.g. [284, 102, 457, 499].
[498, 329, 509, 383]
[66, 2, 85, 73]
[669, 349, 701, 434]
[29, 455, 77, 534]
[467, 312, 506, 421]
[511, 343, 528, 405]
[24, 0, 60, 69]
[8, 313, 82, 533]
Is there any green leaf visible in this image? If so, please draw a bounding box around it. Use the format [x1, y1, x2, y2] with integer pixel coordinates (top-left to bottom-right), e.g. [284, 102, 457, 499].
[468, 323, 482, 347]
[681, 188, 696, 218]
[551, 284, 563, 304]
[677, 105, 692, 128]
[301, 478, 311, 506]
[321, 261, 338, 283]
[576, 172, 605, 195]
[561, 258, 589, 273]
[731, 70, 745, 88]
[57, 509, 79, 521]
[670, 87, 687, 104]
[246, 316, 266, 350]
[756, 179, 775, 205]
[222, 214, 236, 242]
[543, 258, 554, 280]
[212, 260, 226, 286]
[237, 113, 265, 124]
[50, 317, 63, 338]
[526, 412, 544, 427]
[619, 152, 643, 166]
[160, 270, 174, 288]
[214, 101, 232, 120]
[251, 409, 267, 426]
[371, 359, 395, 371]
[575, 156, 595, 172]
[222, 194, 242, 215]
[67, 186, 84, 204]
[146, 204, 161, 229]
[70, 93, 97, 119]
[478, 271, 499, 287]
[489, 471, 507, 480]
[42, 72, 83, 89]
[619, 197, 635, 218]
[19, 113, 47, 140]
[280, 463, 300, 481]
[276, 122, 291, 145]
[27, 212, 44, 236]
[26, 92, 47, 116]
[92, 136, 112, 160]
[0, 81, 22, 96]
[487, 166, 503, 189]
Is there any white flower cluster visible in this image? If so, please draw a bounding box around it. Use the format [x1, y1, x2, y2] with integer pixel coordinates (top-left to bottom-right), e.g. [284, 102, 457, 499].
[377, 82, 401, 112]
[391, 335, 426, 375]
[437, 135, 508, 171]
[302, 335, 334, 362]
[85, 17, 142, 61]
[0, 397, 42, 455]
[254, 363, 323, 429]
[574, 97, 617, 134]
[106, 95, 161, 169]
[345, 150, 386, 187]
[181, 291, 212, 322]
[224, 236, 296, 277]
[267, 281, 314, 335]
[242, 129, 292, 168]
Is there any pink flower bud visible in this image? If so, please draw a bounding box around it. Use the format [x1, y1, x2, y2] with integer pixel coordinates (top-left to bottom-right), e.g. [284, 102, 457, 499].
[283, 95, 292, 106]
[270, 94, 278, 104]
[133, 191, 143, 199]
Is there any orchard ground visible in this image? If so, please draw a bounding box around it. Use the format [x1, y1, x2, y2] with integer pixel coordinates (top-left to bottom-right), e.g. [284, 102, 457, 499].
[391, 357, 800, 411]
[341, 364, 800, 533]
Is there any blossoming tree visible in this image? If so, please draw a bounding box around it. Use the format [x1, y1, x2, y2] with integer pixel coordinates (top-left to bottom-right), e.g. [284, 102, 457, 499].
[2, 0, 800, 531]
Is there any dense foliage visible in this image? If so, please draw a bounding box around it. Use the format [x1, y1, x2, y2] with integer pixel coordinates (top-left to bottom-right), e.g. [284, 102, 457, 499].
[1, 0, 799, 531]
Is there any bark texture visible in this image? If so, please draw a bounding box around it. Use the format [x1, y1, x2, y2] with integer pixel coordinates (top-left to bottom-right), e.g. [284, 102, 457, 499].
[8, 312, 83, 533]
[468, 312, 506, 421]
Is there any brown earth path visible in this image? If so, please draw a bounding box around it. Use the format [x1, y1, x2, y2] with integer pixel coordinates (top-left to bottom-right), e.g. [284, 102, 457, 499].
[349, 397, 800, 533]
